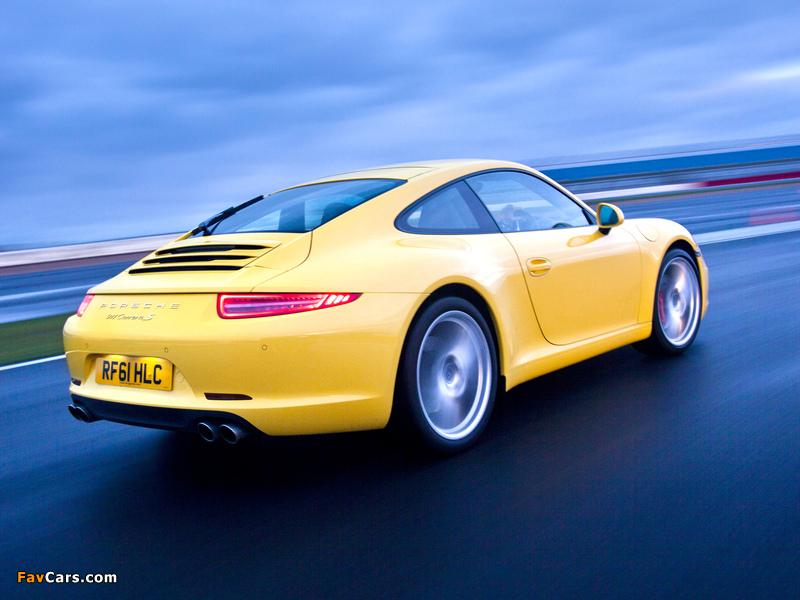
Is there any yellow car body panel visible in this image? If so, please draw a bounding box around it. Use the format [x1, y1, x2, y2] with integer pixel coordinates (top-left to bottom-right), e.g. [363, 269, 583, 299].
[64, 159, 709, 439]
[65, 292, 422, 434]
[502, 225, 643, 345]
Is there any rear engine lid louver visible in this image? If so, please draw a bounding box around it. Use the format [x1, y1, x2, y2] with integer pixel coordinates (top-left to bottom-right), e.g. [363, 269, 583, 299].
[129, 243, 280, 275]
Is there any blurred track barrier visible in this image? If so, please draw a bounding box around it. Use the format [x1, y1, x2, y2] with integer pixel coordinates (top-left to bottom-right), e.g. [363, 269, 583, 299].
[696, 170, 800, 188]
[577, 171, 800, 202]
[747, 205, 800, 226]
[541, 139, 800, 198]
[0, 233, 181, 323]
[0, 233, 180, 270]
[579, 183, 700, 202]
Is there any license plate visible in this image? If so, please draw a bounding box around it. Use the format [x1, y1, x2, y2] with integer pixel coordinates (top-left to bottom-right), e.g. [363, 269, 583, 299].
[95, 355, 173, 391]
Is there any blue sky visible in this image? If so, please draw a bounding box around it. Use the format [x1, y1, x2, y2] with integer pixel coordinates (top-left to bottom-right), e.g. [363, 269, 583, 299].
[2, 0, 800, 248]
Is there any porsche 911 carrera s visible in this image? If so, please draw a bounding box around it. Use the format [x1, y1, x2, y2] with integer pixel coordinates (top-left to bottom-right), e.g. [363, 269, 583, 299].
[64, 160, 708, 453]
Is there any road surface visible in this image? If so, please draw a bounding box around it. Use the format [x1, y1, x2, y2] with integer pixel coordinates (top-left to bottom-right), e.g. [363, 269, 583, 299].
[2, 224, 799, 598]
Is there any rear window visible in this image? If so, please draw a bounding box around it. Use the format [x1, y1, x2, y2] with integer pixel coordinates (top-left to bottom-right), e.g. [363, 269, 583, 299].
[191, 179, 404, 236]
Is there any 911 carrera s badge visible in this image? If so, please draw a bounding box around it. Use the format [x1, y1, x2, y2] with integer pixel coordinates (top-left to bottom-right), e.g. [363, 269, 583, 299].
[99, 300, 180, 321]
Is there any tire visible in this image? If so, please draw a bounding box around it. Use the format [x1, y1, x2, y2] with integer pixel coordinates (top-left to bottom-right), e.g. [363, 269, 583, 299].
[396, 297, 498, 454]
[634, 248, 702, 356]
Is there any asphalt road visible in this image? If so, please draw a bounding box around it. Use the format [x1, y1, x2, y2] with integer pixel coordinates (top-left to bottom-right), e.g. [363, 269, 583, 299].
[2, 229, 799, 599]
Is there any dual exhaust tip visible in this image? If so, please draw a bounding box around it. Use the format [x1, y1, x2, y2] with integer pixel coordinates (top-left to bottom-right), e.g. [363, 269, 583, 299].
[68, 404, 95, 423]
[197, 421, 248, 445]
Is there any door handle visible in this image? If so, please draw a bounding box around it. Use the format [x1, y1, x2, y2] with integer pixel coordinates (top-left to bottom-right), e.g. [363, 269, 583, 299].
[527, 258, 552, 277]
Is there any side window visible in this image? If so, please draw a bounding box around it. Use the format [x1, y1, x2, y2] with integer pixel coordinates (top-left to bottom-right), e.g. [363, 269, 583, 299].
[466, 171, 591, 232]
[397, 181, 496, 234]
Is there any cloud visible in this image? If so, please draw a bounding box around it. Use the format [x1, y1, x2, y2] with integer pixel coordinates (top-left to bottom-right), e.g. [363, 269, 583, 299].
[747, 62, 800, 82]
[1, 0, 800, 247]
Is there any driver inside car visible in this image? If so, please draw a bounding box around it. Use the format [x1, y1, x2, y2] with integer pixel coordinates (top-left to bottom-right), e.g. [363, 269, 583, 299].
[495, 203, 536, 232]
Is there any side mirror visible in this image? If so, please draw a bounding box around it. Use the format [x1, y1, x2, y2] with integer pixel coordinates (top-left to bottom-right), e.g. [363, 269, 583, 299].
[597, 203, 624, 234]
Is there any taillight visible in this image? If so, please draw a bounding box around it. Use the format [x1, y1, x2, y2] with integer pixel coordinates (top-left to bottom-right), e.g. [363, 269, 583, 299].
[217, 293, 361, 319]
[77, 294, 94, 317]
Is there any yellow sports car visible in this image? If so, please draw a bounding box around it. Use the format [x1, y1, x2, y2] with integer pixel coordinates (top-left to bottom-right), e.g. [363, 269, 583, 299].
[64, 159, 708, 453]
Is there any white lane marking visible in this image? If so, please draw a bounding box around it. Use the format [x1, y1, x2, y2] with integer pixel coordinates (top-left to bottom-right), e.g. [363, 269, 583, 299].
[695, 220, 800, 244]
[0, 284, 90, 304]
[0, 354, 65, 372]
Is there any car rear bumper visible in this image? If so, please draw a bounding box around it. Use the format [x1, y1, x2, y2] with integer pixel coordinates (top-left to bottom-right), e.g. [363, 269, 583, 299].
[70, 393, 259, 434]
[63, 292, 424, 436]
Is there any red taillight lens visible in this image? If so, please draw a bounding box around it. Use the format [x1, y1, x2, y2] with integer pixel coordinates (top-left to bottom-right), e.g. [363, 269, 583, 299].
[217, 293, 361, 319]
[77, 294, 94, 317]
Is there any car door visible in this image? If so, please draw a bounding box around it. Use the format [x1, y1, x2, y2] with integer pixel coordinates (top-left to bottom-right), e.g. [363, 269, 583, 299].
[465, 170, 642, 346]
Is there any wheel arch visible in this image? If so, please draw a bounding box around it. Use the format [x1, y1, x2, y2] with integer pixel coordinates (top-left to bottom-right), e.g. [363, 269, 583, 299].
[665, 238, 702, 277]
[397, 282, 507, 398]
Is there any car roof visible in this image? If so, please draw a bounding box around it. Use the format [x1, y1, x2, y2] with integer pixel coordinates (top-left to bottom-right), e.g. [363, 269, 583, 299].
[296, 159, 528, 187]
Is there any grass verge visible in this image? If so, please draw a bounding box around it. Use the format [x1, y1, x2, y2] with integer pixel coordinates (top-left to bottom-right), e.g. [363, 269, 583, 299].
[0, 313, 72, 367]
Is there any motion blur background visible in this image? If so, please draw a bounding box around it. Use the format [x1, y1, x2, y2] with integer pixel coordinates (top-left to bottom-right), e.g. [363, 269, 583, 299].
[2, 0, 800, 249]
